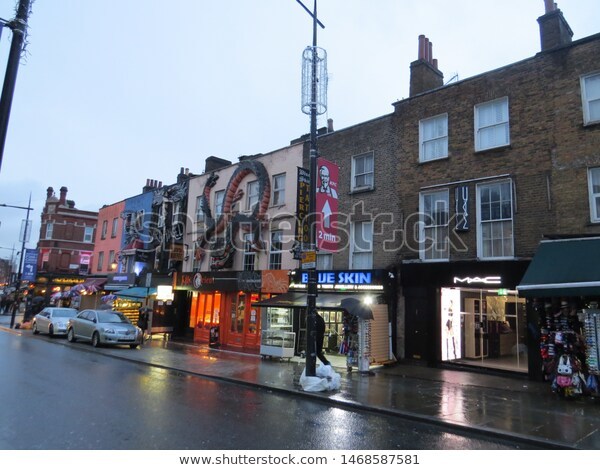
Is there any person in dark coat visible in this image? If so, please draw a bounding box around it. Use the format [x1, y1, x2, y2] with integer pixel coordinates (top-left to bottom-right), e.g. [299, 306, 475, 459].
[315, 312, 330, 366]
[137, 307, 149, 342]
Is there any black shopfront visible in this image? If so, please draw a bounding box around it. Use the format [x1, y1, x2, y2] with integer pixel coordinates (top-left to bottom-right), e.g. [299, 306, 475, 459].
[401, 259, 532, 376]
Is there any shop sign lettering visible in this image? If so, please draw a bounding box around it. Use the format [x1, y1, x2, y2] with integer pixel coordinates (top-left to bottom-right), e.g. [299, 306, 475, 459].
[453, 276, 502, 285]
[301, 271, 372, 285]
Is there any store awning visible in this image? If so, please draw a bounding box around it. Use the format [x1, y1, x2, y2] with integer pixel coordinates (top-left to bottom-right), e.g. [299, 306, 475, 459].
[253, 292, 375, 309]
[83, 278, 107, 292]
[114, 287, 157, 299]
[104, 284, 134, 291]
[517, 237, 600, 297]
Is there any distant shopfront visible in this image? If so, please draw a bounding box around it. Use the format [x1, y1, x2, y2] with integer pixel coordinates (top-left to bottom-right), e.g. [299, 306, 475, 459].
[174, 270, 289, 351]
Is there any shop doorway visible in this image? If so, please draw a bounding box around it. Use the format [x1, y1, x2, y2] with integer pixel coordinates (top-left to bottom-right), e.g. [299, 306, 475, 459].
[191, 291, 222, 343]
[441, 287, 527, 373]
[225, 292, 260, 350]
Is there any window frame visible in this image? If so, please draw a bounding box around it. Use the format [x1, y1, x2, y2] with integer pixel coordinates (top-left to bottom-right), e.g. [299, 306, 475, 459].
[588, 167, 600, 223]
[350, 220, 373, 269]
[97, 251, 104, 271]
[351, 152, 374, 192]
[83, 226, 94, 243]
[111, 217, 118, 238]
[101, 220, 108, 240]
[476, 179, 514, 260]
[108, 250, 115, 271]
[581, 72, 600, 126]
[474, 97, 510, 152]
[419, 113, 448, 162]
[243, 233, 256, 272]
[215, 190, 225, 217]
[246, 180, 259, 211]
[419, 189, 450, 261]
[317, 253, 333, 271]
[196, 196, 205, 222]
[272, 173, 286, 207]
[268, 230, 283, 270]
[45, 222, 54, 240]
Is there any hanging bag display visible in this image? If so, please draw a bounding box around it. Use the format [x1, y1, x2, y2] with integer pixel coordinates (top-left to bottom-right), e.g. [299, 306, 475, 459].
[556, 354, 573, 388]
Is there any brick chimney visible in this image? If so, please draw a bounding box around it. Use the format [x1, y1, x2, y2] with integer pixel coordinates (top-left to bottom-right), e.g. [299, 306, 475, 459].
[538, 1, 573, 52]
[409, 35, 444, 97]
[59, 186, 68, 205]
[205, 156, 232, 172]
[46, 187, 54, 200]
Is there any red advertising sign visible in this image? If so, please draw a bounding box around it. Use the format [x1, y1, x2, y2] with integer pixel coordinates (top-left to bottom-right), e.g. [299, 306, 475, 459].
[315, 157, 339, 251]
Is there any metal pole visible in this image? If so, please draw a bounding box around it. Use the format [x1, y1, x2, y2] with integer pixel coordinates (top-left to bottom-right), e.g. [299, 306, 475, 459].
[9, 192, 32, 328]
[305, 0, 319, 377]
[0, 0, 32, 174]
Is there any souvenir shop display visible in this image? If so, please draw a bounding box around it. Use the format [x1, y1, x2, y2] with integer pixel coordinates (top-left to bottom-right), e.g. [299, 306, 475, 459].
[340, 312, 358, 371]
[538, 299, 595, 398]
[583, 304, 600, 395]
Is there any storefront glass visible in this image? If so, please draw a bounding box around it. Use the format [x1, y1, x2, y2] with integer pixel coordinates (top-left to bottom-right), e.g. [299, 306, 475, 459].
[441, 287, 527, 373]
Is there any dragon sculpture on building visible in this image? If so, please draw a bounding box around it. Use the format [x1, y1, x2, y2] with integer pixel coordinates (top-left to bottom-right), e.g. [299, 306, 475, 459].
[195, 160, 271, 270]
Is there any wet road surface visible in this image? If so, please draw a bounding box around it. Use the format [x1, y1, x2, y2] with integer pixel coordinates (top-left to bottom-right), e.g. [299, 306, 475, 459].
[0, 332, 538, 450]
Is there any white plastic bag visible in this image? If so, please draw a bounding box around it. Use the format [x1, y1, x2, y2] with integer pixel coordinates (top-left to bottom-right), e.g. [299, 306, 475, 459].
[299, 365, 342, 392]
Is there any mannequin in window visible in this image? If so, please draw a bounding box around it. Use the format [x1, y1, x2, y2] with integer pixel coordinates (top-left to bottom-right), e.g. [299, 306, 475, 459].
[446, 301, 457, 360]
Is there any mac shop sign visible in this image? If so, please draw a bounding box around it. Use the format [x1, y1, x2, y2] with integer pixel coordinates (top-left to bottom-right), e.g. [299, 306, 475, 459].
[295, 270, 384, 287]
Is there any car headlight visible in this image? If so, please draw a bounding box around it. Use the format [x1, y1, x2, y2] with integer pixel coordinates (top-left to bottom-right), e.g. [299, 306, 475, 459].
[102, 327, 116, 334]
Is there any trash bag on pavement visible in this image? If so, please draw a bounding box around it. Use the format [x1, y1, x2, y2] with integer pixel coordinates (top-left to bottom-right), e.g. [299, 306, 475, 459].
[299, 364, 341, 392]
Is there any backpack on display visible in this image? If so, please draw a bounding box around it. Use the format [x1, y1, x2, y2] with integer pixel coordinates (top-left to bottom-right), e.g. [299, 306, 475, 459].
[556, 355, 573, 388]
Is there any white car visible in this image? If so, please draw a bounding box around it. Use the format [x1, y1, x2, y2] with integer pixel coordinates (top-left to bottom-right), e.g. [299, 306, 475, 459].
[32, 307, 78, 337]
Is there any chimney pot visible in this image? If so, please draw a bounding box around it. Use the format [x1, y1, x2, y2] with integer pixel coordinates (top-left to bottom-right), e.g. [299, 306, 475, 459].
[418, 34, 426, 60]
[327, 118, 334, 132]
[544, 0, 555, 13]
[59, 186, 68, 205]
[428, 40, 433, 64]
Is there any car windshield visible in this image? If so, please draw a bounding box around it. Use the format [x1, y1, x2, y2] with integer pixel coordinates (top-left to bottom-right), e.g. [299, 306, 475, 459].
[53, 309, 77, 318]
[97, 312, 130, 324]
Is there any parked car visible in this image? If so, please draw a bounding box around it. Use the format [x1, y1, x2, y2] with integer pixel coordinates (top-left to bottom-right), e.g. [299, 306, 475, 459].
[32, 307, 78, 337]
[67, 309, 142, 348]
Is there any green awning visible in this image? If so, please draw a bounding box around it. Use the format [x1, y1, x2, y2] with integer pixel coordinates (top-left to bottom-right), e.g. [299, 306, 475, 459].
[114, 287, 157, 299]
[517, 237, 600, 297]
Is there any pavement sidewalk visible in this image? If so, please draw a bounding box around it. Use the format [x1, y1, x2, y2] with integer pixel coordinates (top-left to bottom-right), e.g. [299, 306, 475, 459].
[2, 313, 600, 449]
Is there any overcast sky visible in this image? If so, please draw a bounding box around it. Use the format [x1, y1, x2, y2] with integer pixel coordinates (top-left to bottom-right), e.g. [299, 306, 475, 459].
[0, 0, 597, 263]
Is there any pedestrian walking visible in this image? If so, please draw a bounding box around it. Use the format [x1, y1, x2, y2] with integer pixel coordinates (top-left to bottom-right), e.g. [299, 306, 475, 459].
[315, 312, 330, 366]
[137, 307, 149, 342]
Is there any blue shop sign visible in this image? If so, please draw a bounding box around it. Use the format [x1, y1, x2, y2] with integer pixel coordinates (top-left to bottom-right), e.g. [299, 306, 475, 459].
[300, 271, 373, 286]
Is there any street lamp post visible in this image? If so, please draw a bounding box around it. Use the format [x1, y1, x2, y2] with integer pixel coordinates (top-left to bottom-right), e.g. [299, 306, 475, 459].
[0, 194, 33, 328]
[297, 0, 326, 377]
[0, 0, 33, 174]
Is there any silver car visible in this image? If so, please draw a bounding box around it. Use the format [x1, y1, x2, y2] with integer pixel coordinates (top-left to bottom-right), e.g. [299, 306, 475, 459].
[32, 307, 78, 337]
[67, 309, 142, 349]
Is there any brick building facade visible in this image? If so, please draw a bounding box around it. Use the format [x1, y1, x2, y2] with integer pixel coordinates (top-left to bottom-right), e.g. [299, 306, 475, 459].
[35, 186, 98, 299]
[313, 3, 600, 376]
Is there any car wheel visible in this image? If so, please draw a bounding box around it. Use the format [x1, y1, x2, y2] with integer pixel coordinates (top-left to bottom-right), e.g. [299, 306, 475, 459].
[92, 332, 101, 348]
[129, 344, 138, 349]
[67, 328, 76, 343]
[32, 322, 39, 335]
[48, 325, 54, 337]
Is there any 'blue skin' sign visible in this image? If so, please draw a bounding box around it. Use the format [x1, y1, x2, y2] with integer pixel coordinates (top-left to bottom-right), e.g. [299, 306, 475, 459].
[301, 271, 372, 285]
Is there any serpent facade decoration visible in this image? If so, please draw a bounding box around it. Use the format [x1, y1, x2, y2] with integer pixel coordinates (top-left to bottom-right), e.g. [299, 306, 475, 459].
[195, 160, 271, 270]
